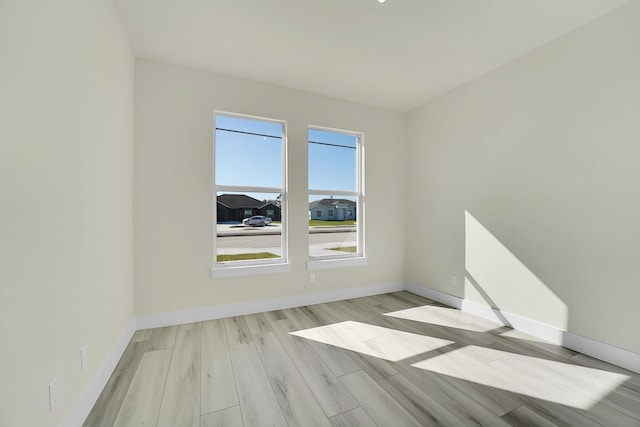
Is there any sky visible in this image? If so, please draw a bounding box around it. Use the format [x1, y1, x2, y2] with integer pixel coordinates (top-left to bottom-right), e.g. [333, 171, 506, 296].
[215, 114, 358, 203]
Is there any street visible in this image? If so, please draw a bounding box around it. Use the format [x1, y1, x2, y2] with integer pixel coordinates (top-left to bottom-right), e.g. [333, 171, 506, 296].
[215, 223, 357, 257]
[216, 231, 356, 248]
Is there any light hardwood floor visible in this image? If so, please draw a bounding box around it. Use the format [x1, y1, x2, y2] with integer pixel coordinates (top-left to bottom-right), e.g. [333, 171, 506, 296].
[84, 292, 640, 426]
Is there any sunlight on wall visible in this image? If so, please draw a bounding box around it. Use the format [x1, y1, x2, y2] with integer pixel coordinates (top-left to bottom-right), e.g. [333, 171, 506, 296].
[412, 345, 628, 409]
[290, 321, 454, 361]
[465, 210, 568, 329]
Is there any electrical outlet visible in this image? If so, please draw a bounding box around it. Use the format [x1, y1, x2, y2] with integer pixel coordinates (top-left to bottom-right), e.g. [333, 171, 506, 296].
[49, 378, 59, 410]
[80, 345, 88, 371]
[450, 274, 457, 287]
[309, 272, 316, 283]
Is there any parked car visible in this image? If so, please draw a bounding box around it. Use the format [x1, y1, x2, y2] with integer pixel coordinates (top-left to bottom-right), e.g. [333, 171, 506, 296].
[243, 215, 272, 226]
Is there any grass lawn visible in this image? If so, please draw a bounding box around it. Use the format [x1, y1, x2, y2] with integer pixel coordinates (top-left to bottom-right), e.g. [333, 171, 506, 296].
[309, 220, 356, 226]
[328, 246, 357, 253]
[217, 252, 279, 262]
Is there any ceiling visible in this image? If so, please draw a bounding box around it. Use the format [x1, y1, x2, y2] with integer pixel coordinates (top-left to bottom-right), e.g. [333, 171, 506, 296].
[114, 0, 629, 112]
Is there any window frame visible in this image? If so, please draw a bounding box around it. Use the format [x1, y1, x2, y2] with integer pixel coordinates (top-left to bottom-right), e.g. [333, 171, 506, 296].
[211, 111, 289, 278]
[307, 125, 366, 270]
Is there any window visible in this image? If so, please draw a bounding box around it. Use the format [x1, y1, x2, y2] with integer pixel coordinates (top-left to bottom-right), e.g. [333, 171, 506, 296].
[316, 210, 322, 218]
[212, 112, 288, 277]
[308, 126, 365, 269]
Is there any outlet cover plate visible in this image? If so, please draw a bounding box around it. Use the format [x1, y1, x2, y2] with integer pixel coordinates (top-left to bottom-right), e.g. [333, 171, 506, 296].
[49, 378, 59, 410]
[80, 345, 88, 371]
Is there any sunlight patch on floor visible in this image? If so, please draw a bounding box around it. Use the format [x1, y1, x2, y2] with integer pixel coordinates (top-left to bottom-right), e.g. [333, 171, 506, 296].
[384, 305, 499, 332]
[411, 345, 628, 409]
[290, 321, 454, 362]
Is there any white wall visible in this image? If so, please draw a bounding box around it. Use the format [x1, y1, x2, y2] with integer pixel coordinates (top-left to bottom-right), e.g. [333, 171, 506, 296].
[406, 1, 640, 354]
[134, 60, 405, 317]
[6, 2, 638, 423]
[0, 1, 135, 425]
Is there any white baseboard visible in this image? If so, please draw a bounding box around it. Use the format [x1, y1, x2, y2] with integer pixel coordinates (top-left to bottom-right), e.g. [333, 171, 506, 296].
[64, 319, 136, 427]
[563, 331, 640, 374]
[406, 282, 640, 374]
[136, 281, 406, 330]
[72, 282, 402, 425]
[460, 298, 566, 345]
[406, 282, 463, 309]
[72, 281, 640, 427]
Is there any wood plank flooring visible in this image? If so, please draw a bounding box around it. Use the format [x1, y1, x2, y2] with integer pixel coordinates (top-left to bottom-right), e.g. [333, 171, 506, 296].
[84, 292, 640, 426]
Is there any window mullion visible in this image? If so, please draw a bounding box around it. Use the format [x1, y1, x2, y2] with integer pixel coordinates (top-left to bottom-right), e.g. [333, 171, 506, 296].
[216, 185, 284, 194]
[308, 189, 358, 197]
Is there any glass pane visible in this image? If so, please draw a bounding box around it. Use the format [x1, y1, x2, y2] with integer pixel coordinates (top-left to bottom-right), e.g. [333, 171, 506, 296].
[308, 194, 357, 258]
[215, 115, 282, 188]
[216, 191, 283, 262]
[308, 129, 356, 192]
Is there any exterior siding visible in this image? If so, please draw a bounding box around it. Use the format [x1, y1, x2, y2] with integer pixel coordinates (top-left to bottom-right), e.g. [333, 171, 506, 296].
[309, 199, 356, 221]
[216, 196, 281, 223]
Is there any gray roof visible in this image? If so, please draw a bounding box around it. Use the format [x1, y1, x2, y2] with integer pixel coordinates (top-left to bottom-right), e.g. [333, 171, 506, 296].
[217, 194, 265, 209]
[309, 198, 356, 209]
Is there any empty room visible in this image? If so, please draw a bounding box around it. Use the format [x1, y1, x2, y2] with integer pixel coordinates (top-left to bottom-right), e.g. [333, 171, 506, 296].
[2, 0, 640, 426]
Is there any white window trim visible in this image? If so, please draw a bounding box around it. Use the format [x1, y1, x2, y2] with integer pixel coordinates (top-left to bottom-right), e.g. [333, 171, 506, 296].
[211, 261, 291, 278]
[308, 125, 365, 268]
[212, 111, 288, 276]
[307, 256, 367, 271]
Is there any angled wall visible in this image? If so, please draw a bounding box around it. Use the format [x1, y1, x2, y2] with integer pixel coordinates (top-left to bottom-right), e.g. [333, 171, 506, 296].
[406, 1, 640, 354]
[0, 1, 135, 425]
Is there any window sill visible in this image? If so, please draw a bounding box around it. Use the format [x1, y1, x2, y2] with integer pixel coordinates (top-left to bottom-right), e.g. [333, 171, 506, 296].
[307, 256, 368, 271]
[211, 262, 291, 279]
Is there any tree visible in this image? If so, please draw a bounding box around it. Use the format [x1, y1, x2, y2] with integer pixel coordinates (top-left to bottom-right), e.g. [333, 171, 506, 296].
[262, 193, 282, 208]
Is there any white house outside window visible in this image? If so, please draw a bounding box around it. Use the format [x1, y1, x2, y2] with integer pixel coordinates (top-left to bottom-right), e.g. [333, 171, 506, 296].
[308, 126, 365, 269]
